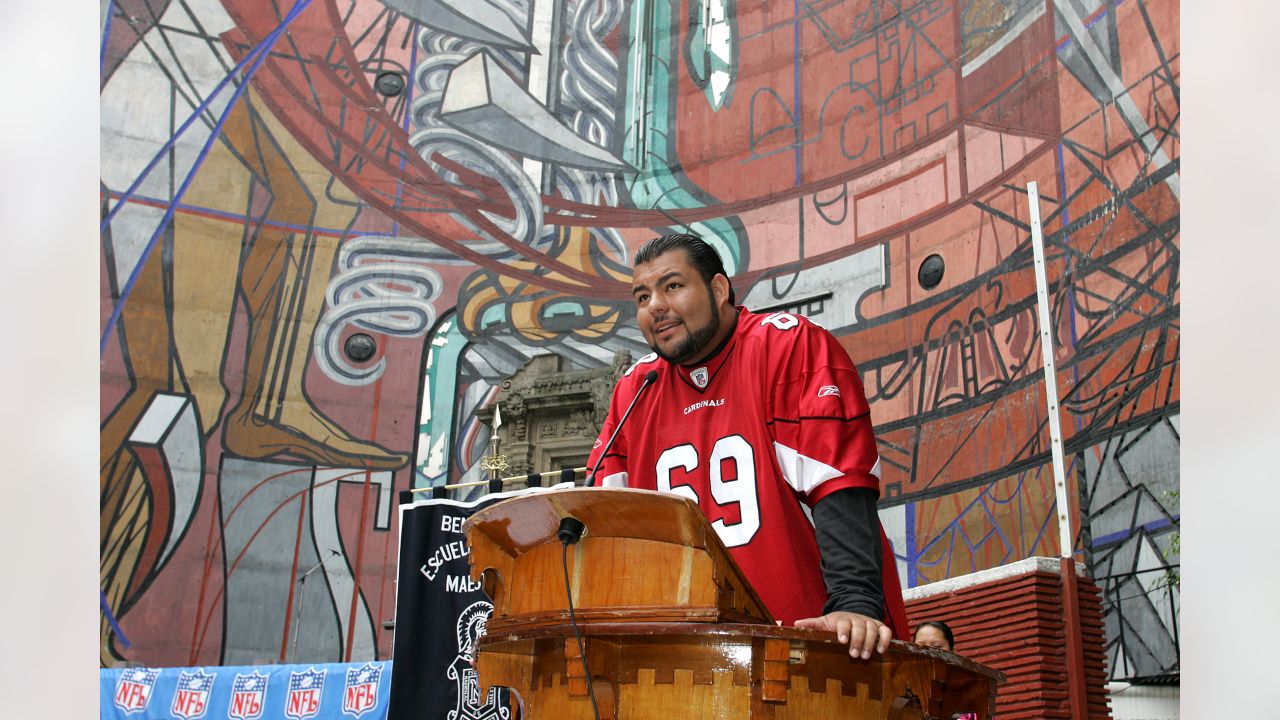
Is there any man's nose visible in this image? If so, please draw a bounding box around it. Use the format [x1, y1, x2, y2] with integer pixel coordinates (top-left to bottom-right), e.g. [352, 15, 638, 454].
[648, 290, 670, 314]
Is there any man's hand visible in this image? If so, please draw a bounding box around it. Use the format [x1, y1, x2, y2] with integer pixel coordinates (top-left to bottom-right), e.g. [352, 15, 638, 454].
[794, 611, 892, 659]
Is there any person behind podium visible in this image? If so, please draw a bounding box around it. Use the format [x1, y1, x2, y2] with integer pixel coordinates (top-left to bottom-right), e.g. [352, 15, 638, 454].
[913, 620, 955, 652]
[586, 233, 908, 660]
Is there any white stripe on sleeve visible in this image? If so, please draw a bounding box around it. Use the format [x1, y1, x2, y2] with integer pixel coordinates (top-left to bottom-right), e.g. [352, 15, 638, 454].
[773, 441, 842, 494]
[772, 442, 883, 494]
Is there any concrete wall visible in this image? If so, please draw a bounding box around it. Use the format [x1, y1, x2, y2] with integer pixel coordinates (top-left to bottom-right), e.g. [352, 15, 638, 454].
[99, 0, 1179, 673]
[1106, 682, 1179, 720]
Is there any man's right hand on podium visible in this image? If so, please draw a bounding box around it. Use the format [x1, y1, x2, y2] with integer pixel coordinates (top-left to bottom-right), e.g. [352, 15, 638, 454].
[794, 611, 893, 660]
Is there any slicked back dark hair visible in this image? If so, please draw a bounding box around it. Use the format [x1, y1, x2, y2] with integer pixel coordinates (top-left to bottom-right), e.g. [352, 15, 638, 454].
[914, 620, 955, 650]
[633, 233, 736, 305]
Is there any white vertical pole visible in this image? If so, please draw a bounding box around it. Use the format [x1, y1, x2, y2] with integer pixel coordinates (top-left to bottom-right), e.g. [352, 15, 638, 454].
[1027, 181, 1074, 559]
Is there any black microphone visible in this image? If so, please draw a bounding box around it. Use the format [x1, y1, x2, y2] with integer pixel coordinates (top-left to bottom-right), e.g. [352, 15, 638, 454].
[557, 517, 587, 545]
[585, 369, 658, 487]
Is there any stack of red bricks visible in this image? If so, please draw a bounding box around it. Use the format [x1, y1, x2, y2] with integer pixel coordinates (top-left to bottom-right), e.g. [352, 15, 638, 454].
[903, 557, 1112, 719]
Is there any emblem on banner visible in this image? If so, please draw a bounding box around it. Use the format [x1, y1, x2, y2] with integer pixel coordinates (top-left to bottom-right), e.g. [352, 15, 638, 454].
[285, 668, 326, 720]
[690, 367, 709, 389]
[113, 667, 159, 714]
[449, 601, 510, 720]
[229, 671, 268, 720]
[171, 669, 215, 720]
[342, 663, 383, 718]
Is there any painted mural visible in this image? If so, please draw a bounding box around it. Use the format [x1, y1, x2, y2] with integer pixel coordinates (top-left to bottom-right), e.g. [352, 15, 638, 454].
[100, 0, 1178, 681]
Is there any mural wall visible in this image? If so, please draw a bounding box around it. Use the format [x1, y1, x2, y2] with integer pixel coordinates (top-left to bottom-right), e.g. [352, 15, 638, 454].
[100, 0, 1178, 680]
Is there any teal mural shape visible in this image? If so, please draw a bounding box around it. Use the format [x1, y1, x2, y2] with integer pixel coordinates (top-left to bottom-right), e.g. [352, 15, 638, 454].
[415, 315, 468, 488]
[621, 0, 747, 275]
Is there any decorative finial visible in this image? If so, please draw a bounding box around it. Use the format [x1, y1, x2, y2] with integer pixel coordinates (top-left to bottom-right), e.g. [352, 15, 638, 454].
[480, 403, 508, 478]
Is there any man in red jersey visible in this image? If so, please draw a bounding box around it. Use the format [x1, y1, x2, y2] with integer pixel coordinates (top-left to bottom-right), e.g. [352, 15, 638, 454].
[586, 233, 908, 659]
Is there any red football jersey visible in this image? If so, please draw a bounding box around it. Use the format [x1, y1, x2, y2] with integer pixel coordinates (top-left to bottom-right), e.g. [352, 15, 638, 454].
[588, 307, 906, 630]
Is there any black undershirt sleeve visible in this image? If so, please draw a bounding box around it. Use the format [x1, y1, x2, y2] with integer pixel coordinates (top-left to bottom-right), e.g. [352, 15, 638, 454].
[812, 486, 885, 619]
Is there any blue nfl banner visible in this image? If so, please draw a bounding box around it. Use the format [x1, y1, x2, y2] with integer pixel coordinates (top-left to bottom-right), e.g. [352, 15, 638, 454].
[386, 484, 568, 720]
[101, 662, 391, 720]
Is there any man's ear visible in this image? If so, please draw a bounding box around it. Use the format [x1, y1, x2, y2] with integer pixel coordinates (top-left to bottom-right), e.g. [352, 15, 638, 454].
[711, 274, 731, 307]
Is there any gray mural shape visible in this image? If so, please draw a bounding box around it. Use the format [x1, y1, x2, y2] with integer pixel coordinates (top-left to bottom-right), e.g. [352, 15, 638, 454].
[441, 51, 631, 172]
[1084, 413, 1180, 681]
[218, 458, 389, 665]
[382, 0, 535, 51]
[741, 241, 887, 332]
[128, 393, 205, 575]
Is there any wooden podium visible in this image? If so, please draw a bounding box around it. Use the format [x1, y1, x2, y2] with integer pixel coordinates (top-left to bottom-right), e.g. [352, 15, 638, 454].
[464, 488, 1002, 719]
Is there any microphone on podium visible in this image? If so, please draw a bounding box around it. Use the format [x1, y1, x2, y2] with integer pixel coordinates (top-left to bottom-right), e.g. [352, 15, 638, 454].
[585, 369, 658, 487]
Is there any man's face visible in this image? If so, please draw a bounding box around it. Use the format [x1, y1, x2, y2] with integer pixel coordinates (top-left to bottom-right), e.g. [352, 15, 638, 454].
[632, 249, 725, 365]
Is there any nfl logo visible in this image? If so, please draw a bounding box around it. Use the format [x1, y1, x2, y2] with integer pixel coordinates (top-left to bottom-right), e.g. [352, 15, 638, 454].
[171, 669, 215, 720]
[113, 667, 159, 714]
[690, 367, 709, 388]
[229, 671, 268, 720]
[285, 668, 326, 720]
[342, 663, 383, 718]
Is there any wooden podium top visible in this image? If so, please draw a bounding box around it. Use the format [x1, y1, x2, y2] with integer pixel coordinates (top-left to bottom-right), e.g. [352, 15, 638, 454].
[465, 486, 729, 554]
[464, 487, 774, 631]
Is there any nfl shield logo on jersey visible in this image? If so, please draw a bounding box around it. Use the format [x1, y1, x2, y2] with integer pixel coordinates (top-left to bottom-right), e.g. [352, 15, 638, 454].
[171, 669, 215, 719]
[690, 367, 709, 388]
[113, 667, 159, 713]
[285, 668, 326, 720]
[229, 671, 268, 720]
[342, 663, 383, 717]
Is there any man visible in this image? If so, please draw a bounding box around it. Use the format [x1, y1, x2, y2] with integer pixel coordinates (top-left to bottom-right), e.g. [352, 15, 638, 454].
[586, 233, 908, 659]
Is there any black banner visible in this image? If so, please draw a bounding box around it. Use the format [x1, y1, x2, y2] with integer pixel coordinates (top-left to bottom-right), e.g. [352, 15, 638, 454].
[387, 485, 561, 720]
